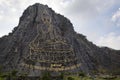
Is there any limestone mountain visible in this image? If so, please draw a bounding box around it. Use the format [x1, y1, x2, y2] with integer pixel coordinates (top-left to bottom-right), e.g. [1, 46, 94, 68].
[0, 3, 120, 76]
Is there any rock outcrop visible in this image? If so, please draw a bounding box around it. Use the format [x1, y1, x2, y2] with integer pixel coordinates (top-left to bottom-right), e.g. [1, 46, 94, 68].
[0, 3, 120, 76]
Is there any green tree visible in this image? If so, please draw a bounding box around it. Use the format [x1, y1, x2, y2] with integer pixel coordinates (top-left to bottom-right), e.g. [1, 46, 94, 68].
[67, 77, 74, 80]
[79, 71, 85, 77]
[60, 72, 64, 79]
[42, 72, 51, 80]
[18, 73, 28, 80]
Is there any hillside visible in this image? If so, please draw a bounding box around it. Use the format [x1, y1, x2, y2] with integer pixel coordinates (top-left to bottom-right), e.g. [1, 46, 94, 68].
[0, 3, 120, 76]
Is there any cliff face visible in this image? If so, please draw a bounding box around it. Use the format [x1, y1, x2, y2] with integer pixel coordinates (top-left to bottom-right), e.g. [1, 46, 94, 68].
[0, 3, 120, 76]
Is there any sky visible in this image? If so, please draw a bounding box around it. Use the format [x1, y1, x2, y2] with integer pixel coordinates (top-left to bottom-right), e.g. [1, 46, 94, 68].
[0, 0, 120, 50]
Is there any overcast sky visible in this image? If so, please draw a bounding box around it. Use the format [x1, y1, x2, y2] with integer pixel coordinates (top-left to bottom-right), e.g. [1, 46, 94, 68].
[0, 0, 120, 50]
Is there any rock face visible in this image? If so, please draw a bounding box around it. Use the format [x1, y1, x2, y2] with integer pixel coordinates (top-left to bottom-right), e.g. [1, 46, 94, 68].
[0, 3, 120, 76]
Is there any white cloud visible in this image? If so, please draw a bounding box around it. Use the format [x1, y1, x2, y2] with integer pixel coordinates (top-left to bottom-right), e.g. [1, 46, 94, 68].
[96, 32, 120, 50]
[0, 15, 2, 20]
[60, 0, 116, 16]
[112, 8, 120, 27]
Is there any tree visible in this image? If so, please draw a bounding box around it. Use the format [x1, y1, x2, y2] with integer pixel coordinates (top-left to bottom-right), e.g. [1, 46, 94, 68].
[67, 77, 74, 80]
[6, 70, 18, 80]
[41, 72, 51, 80]
[60, 72, 64, 79]
[79, 71, 85, 77]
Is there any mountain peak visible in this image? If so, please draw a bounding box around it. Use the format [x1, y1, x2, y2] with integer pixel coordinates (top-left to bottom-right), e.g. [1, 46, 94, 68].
[17, 3, 74, 41]
[20, 3, 51, 23]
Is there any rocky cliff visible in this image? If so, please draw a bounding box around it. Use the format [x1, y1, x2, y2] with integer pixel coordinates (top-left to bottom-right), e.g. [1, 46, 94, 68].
[0, 3, 120, 76]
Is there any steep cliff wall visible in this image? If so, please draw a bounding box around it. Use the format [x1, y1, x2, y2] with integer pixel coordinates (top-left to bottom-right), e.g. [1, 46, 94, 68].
[0, 3, 120, 76]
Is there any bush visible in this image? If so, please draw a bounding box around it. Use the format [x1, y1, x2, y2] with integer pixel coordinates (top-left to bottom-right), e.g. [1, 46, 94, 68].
[67, 77, 74, 80]
[60, 72, 64, 79]
[78, 72, 85, 77]
[42, 72, 51, 80]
